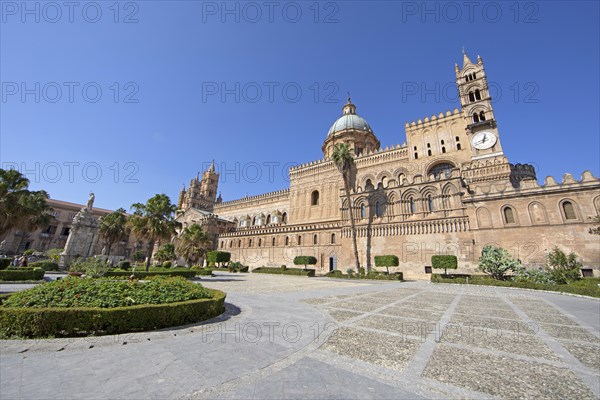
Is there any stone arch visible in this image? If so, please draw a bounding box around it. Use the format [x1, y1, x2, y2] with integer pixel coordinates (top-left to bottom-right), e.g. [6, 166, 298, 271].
[501, 204, 518, 225]
[528, 201, 548, 224]
[593, 195, 600, 215]
[476, 207, 492, 228]
[558, 198, 580, 221]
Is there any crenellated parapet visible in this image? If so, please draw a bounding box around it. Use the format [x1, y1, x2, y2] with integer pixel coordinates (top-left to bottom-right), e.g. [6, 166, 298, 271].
[214, 189, 290, 212]
[510, 163, 537, 187]
[466, 170, 600, 199]
[404, 108, 462, 133]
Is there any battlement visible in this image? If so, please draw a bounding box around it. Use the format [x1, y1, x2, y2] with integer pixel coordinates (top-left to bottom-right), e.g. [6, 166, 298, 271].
[405, 108, 462, 132]
[214, 188, 290, 209]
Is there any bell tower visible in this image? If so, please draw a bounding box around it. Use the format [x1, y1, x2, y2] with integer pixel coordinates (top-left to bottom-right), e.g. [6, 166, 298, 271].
[200, 161, 219, 203]
[455, 51, 504, 158]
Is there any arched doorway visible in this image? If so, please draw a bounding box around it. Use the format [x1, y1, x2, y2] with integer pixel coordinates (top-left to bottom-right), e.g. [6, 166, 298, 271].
[328, 254, 338, 272]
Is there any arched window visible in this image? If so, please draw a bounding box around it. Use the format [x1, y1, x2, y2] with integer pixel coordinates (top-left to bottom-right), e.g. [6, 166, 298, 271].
[457, 143, 462, 150]
[238, 240, 241, 248]
[220, 241, 224, 248]
[479, 111, 486, 121]
[360, 204, 367, 219]
[375, 202, 382, 217]
[503, 207, 516, 224]
[252, 216, 256, 226]
[562, 201, 577, 220]
[311, 190, 319, 206]
[331, 233, 336, 244]
[272, 237, 276, 246]
[266, 214, 271, 224]
[409, 197, 415, 214]
[229, 241, 233, 248]
[428, 196, 434, 212]
[473, 113, 480, 123]
[285, 236, 289, 246]
[473, 72, 477, 79]
[258, 238, 262, 247]
[428, 163, 454, 180]
[427, 149, 432, 156]
[298, 235, 302, 245]
[282, 213, 287, 223]
[469, 92, 475, 102]
[249, 239, 253, 247]
[414, 152, 418, 159]
[398, 173, 406, 185]
[365, 179, 374, 191]
[475, 89, 481, 100]
[441, 147, 446, 153]
[313, 234, 318, 245]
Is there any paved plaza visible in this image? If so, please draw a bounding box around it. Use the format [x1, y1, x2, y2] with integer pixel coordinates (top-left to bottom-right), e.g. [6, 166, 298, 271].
[1, 273, 599, 399]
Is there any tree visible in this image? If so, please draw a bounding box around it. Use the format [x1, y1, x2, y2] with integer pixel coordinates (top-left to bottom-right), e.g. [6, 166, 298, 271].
[332, 143, 360, 274]
[432, 255, 458, 276]
[294, 255, 317, 270]
[154, 243, 176, 263]
[374, 255, 399, 275]
[0, 169, 53, 239]
[206, 250, 231, 267]
[127, 194, 179, 271]
[477, 245, 521, 280]
[176, 224, 212, 266]
[589, 215, 600, 235]
[98, 208, 128, 257]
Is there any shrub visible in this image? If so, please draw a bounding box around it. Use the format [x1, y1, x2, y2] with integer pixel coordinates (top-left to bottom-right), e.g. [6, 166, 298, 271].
[23, 249, 35, 256]
[118, 260, 131, 270]
[293, 256, 317, 270]
[0, 284, 225, 338]
[359, 267, 366, 276]
[326, 270, 343, 278]
[546, 247, 582, 284]
[28, 260, 59, 271]
[0, 268, 44, 281]
[513, 267, 555, 285]
[132, 250, 145, 263]
[478, 245, 521, 280]
[281, 265, 287, 271]
[374, 255, 399, 274]
[207, 251, 231, 267]
[162, 261, 172, 269]
[252, 267, 315, 277]
[44, 248, 63, 263]
[0, 258, 12, 270]
[431, 255, 458, 276]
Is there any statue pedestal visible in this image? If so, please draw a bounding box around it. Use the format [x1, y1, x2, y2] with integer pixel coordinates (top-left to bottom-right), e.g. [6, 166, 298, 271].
[59, 207, 99, 267]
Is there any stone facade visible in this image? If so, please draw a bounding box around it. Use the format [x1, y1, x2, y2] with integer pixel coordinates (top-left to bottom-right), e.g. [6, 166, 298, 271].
[183, 52, 600, 278]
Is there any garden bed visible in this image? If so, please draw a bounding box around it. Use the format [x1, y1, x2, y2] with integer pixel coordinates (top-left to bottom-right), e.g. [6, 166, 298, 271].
[0, 277, 226, 338]
[431, 274, 600, 298]
[325, 270, 403, 281]
[252, 267, 315, 277]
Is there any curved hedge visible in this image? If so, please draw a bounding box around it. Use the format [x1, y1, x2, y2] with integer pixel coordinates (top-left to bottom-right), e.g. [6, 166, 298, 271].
[0, 289, 226, 338]
[0, 268, 45, 281]
[28, 260, 60, 271]
[105, 270, 196, 279]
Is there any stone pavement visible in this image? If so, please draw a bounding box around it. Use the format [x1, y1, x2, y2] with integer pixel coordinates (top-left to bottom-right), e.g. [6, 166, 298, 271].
[1, 273, 599, 399]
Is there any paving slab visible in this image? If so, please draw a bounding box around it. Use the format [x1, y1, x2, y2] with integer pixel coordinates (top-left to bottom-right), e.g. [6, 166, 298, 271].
[1, 274, 599, 400]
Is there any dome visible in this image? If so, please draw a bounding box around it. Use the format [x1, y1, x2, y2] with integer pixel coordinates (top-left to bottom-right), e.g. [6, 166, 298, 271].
[328, 114, 373, 136]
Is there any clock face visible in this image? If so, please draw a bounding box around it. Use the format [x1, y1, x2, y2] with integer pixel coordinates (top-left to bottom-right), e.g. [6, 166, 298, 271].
[472, 131, 497, 150]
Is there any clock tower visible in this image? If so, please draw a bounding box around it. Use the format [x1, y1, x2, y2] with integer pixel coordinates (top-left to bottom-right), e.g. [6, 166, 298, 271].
[456, 51, 511, 186]
[455, 51, 504, 159]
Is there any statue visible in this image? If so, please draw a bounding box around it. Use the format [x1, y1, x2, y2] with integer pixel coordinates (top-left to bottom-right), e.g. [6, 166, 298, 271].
[86, 192, 95, 211]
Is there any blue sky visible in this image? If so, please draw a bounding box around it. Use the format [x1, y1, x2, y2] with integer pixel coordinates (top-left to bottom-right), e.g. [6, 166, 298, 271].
[1, 0, 599, 211]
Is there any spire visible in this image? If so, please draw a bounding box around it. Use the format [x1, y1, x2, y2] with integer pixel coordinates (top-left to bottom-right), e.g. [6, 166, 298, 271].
[208, 160, 215, 173]
[462, 48, 473, 67]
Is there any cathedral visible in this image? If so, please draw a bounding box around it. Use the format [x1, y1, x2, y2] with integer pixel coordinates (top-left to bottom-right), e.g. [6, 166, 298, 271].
[175, 52, 600, 279]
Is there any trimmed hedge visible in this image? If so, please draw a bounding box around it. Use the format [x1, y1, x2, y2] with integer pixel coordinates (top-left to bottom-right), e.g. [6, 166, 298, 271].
[374, 255, 399, 268]
[28, 260, 60, 271]
[432, 255, 458, 275]
[293, 256, 317, 269]
[0, 289, 225, 338]
[105, 270, 196, 279]
[0, 258, 12, 270]
[252, 267, 315, 277]
[325, 271, 403, 281]
[431, 274, 600, 298]
[192, 267, 214, 276]
[207, 251, 231, 265]
[0, 268, 45, 281]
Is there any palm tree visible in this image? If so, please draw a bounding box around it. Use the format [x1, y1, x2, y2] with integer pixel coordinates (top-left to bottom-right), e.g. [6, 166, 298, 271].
[127, 194, 179, 271]
[0, 169, 53, 244]
[176, 224, 212, 266]
[98, 208, 128, 257]
[332, 143, 360, 274]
